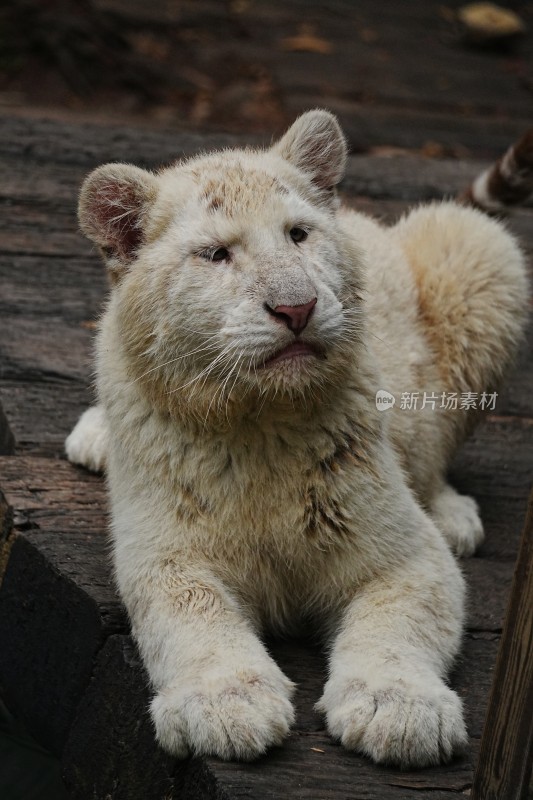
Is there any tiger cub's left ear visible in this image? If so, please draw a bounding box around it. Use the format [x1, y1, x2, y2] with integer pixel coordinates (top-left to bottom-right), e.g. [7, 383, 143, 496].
[78, 163, 158, 282]
[273, 109, 348, 191]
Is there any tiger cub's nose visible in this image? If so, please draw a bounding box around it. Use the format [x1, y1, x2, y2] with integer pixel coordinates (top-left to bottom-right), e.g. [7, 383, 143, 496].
[265, 298, 317, 335]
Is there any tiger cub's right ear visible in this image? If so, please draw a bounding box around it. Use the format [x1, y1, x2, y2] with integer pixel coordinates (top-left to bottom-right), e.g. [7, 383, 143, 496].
[78, 163, 158, 282]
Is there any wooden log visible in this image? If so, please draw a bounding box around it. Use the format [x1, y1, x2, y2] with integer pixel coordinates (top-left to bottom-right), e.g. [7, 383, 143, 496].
[4, 0, 532, 157]
[471, 491, 533, 800]
[62, 635, 180, 800]
[0, 535, 116, 755]
[0, 457, 126, 755]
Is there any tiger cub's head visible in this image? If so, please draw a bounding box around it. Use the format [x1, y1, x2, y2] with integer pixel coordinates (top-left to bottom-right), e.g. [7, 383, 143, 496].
[79, 110, 366, 418]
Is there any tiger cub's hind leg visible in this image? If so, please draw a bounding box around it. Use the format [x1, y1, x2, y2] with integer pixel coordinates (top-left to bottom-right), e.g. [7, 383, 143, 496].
[65, 405, 108, 472]
[429, 481, 484, 557]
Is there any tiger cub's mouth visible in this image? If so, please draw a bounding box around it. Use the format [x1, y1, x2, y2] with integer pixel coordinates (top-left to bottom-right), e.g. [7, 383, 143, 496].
[262, 341, 323, 368]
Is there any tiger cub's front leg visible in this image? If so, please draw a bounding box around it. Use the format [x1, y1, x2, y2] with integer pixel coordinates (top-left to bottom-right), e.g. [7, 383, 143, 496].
[317, 521, 467, 768]
[117, 551, 295, 761]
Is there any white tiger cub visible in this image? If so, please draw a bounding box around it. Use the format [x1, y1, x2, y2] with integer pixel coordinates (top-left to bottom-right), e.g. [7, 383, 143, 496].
[66, 111, 528, 768]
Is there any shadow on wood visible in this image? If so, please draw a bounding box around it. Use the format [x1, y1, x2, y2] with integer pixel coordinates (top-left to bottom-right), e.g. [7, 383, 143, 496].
[0, 402, 15, 456]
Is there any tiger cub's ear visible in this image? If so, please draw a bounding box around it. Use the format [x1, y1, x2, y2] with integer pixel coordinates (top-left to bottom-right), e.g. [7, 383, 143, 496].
[78, 163, 158, 283]
[273, 109, 348, 192]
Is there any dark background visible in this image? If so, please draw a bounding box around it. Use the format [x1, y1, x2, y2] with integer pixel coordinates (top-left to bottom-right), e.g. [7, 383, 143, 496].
[1, 0, 532, 156]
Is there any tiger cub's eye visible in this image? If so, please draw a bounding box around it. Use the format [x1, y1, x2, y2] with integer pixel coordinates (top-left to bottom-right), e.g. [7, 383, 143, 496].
[211, 247, 229, 262]
[289, 227, 308, 244]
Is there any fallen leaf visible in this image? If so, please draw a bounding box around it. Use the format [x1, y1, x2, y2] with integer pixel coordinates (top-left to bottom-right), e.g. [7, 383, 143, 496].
[458, 3, 526, 41]
[280, 24, 333, 54]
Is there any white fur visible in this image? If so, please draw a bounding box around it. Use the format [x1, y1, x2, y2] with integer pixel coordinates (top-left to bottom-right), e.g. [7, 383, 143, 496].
[66, 110, 529, 767]
[65, 406, 107, 472]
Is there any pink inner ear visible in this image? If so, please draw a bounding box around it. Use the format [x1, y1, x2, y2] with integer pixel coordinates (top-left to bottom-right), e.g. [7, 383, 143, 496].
[93, 181, 144, 260]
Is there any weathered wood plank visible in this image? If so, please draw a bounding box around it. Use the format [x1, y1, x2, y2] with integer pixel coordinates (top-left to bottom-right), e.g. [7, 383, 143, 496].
[0, 316, 94, 383]
[0, 382, 93, 456]
[290, 97, 533, 160]
[0, 114, 252, 170]
[463, 560, 513, 633]
[450, 418, 533, 560]
[4, 115, 533, 210]
[471, 492, 533, 800]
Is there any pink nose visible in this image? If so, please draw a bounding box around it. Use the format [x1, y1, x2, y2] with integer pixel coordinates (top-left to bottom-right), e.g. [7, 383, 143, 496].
[266, 298, 317, 335]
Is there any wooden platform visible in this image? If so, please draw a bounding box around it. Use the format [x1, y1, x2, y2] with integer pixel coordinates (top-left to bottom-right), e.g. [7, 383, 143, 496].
[0, 112, 532, 799]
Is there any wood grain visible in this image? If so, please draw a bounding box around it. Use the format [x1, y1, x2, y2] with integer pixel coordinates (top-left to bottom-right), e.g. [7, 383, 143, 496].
[471, 492, 533, 800]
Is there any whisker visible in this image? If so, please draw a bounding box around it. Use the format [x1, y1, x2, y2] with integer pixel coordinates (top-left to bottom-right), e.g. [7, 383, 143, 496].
[366, 330, 388, 346]
[246, 349, 257, 382]
[202, 349, 241, 422]
[255, 385, 270, 419]
[175, 325, 222, 337]
[197, 346, 239, 409]
[126, 340, 220, 387]
[166, 345, 234, 395]
[222, 356, 244, 421]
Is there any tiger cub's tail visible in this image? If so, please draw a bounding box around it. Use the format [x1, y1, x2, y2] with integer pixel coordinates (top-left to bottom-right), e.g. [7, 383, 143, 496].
[461, 128, 533, 212]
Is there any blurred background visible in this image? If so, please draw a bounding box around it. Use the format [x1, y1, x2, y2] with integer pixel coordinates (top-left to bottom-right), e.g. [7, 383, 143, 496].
[0, 2, 532, 798]
[1, 0, 532, 158]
